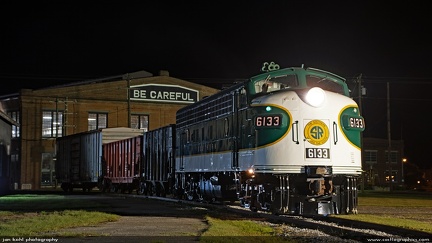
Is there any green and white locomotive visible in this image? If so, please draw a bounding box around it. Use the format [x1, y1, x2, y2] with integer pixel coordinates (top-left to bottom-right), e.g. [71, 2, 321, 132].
[174, 64, 365, 215]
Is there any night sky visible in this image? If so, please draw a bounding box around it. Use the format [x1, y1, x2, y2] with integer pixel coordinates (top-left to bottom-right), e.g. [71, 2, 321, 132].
[1, 1, 431, 169]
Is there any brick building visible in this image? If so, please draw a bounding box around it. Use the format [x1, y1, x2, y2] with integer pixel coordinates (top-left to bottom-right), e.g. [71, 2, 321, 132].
[362, 137, 405, 189]
[0, 70, 219, 190]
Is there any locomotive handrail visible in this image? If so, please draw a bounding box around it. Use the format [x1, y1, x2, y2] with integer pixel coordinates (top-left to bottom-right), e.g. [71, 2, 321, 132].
[333, 121, 338, 145]
[292, 120, 299, 144]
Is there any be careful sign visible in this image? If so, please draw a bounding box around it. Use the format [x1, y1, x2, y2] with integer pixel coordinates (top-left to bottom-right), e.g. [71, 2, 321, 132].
[130, 84, 199, 103]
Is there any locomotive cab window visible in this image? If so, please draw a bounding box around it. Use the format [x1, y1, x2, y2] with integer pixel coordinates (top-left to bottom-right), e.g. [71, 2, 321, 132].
[253, 75, 298, 95]
[306, 75, 344, 94]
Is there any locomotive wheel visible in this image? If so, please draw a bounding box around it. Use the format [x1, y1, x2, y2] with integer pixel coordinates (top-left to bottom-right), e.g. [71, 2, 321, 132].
[110, 185, 117, 193]
[101, 180, 110, 193]
[248, 197, 258, 212]
[250, 204, 258, 212]
[249, 193, 260, 212]
[158, 183, 166, 197]
[271, 191, 288, 215]
[137, 182, 146, 195]
[172, 185, 183, 199]
[185, 189, 194, 201]
[149, 183, 157, 196]
[184, 181, 195, 201]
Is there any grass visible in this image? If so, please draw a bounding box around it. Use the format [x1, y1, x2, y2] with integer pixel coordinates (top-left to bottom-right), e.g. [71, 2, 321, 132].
[0, 210, 119, 237]
[334, 214, 432, 233]
[358, 191, 432, 206]
[332, 191, 432, 233]
[0, 194, 119, 237]
[0, 194, 106, 211]
[199, 216, 287, 243]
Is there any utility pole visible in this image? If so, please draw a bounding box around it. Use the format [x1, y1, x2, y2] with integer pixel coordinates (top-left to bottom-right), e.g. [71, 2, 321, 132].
[387, 82, 392, 192]
[358, 74, 363, 114]
[121, 70, 152, 128]
[357, 74, 364, 193]
[127, 74, 131, 128]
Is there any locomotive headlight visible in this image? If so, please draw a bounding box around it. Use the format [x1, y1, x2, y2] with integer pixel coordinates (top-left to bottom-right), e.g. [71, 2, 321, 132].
[247, 167, 255, 178]
[305, 87, 326, 107]
[248, 168, 255, 174]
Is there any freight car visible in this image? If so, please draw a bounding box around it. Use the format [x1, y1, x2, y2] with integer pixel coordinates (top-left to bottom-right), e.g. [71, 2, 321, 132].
[55, 127, 143, 192]
[135, 124, 175, 197]
[100, 135, 142, 193]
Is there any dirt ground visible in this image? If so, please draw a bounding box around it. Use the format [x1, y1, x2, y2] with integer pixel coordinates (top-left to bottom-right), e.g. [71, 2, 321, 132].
[55, 194, 210, 243]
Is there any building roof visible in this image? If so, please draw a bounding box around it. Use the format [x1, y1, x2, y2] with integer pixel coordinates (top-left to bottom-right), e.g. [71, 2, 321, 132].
[0, 70, 154, 99]
[0, 110, 19, 126]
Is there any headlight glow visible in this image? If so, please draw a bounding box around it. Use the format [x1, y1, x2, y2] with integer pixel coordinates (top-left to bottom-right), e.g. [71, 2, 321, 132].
[305, 87, 326, 107]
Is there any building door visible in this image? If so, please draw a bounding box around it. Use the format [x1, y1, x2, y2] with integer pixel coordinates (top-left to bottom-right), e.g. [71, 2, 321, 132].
[41, 153, 55, 187]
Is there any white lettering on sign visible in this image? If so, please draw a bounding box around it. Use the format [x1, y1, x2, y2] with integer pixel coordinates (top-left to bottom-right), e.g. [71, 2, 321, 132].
[133, 90, 147, 98]
[129, 84, 199, 104]
[149, 91, 194, 101]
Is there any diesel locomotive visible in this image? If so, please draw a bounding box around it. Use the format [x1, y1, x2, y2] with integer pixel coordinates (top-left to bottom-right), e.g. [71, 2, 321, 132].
[171, 64, 365, 215]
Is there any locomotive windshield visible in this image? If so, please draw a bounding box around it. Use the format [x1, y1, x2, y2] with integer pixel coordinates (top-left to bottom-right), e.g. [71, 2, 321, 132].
[254, 75, 298, 94]
[306, 75, 345, 94]
[249, 67, 350, 97]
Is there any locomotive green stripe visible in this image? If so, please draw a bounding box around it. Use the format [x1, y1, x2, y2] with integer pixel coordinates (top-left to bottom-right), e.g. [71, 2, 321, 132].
[250, 104, 291, 148]
[339, 105, 364, 150]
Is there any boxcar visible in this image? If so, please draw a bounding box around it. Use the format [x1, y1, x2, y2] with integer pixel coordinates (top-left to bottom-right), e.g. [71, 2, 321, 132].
[55, 127, 143, 192]
[136, 124, 176, 197]
[100, 135, 142, 193]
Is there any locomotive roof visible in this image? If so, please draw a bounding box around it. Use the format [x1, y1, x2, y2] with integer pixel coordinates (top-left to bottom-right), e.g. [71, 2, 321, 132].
[176, 66, 349, 114]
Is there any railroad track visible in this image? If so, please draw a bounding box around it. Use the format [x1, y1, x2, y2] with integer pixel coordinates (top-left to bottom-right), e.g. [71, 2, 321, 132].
[125, 193, 432, 242]
[229, 206, 432, 242]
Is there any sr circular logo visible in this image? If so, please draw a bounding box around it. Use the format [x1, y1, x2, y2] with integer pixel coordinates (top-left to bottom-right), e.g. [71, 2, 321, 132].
[304, 120, 329, 145]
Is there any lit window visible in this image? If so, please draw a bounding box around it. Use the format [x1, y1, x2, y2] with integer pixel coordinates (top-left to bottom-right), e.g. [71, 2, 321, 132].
[42, 111, 63, 138]
[7, 111, 20, 138]
[88, 113, 107, 131]
[131, 114, 149, 132]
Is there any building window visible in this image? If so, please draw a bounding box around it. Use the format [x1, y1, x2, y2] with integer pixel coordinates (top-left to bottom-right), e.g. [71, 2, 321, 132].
[364, 150, 377, 164]
[88, 113, 107, 131]
[131, 114, 149, 131]
[385, 150, 399, 163]
[42, 111, 63, 138]
[7, 111, 20, 138]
